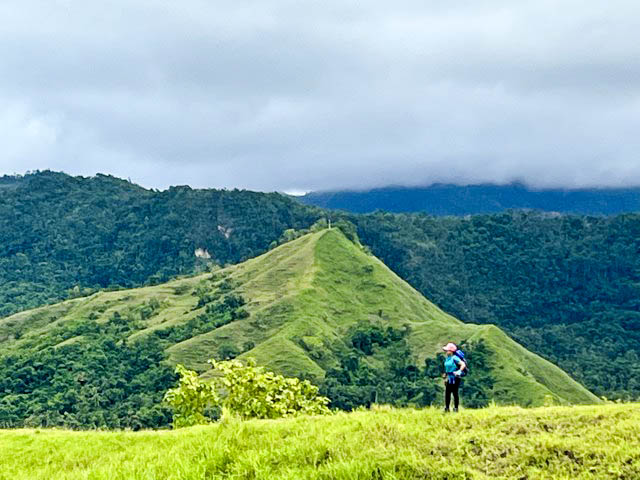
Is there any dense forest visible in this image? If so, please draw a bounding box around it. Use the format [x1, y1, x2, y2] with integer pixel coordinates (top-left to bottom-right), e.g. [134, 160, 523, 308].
[300, 183, 640, 215]
[2, 171, 640, 401]
[0, 171, 321, 317]
[0, 315, 176, 429]
[355, 211, 640, 400]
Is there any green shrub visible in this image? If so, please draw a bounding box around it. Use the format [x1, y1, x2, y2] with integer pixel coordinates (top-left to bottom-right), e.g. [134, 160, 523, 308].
[212, 359, 331, 420]
[165, 359, 330, 427]
[163, 365, 219, 428]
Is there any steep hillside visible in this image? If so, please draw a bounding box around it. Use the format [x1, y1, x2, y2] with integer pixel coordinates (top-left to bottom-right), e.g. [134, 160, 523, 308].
[0, 171, 321, 317]
[0, 229, 598, 428]
[2, 404, 638, 480]
[355, 211, 640, 400]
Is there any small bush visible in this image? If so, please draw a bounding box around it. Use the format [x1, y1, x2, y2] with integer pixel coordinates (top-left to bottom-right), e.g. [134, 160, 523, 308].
[165, 359, 330, 427]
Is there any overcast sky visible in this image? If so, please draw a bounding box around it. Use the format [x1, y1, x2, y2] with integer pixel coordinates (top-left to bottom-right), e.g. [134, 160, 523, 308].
[1, 1, 639, 192]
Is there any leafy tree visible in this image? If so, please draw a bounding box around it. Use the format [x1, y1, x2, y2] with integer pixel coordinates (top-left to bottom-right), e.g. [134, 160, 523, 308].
[211, 359, 330, 420]
[164, 359, 330, 427]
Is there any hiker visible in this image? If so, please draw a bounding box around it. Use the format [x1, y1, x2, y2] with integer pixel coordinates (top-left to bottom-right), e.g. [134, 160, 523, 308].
[442, 342, 466, 412]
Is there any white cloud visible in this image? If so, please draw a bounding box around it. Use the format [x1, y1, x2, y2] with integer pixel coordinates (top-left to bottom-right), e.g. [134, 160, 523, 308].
[1, 0, 639, 190]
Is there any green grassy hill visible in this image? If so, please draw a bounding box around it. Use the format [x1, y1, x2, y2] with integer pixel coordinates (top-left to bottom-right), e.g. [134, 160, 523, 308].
[0, 228, 598, 415]
[3, 171, 640, 402]
[1, 404, 638, 480]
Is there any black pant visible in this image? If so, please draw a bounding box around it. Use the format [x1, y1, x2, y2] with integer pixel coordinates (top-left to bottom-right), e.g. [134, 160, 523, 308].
[445, 377, 461, 410]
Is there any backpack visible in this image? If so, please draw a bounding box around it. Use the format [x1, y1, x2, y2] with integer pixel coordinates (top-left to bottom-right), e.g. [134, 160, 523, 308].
[454, 349, 469, 377]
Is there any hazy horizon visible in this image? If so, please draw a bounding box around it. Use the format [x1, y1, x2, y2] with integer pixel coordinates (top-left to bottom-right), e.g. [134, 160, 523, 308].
[8, 169, 640, 195]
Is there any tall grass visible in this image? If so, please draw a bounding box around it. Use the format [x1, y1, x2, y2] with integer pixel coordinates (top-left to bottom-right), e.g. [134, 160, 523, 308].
[1, 404, 638, 479]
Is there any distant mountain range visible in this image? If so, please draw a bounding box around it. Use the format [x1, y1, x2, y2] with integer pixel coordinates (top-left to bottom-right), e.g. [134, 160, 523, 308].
[299, 184, 640, 215]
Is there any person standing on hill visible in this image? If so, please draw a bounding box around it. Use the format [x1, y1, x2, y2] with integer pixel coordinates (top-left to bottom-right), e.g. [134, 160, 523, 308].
[442, 342, 466, 412]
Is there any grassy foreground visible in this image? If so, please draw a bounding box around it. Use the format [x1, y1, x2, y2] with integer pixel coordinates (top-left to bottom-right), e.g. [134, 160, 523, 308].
[1, 404, 638, 480]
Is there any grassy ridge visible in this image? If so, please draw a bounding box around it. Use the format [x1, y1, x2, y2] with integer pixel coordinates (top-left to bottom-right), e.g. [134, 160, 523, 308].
[1, 404, 638, 480]
[0, 229, 598, 410]
[193, 229, 598, 405]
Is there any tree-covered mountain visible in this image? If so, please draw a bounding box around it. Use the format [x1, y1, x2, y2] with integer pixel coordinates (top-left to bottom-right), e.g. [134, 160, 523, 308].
[0, 171, 322, 317]
[299, 183, 640, 215]
[0, 228, 598, 428]
[1, 171, 640, 401]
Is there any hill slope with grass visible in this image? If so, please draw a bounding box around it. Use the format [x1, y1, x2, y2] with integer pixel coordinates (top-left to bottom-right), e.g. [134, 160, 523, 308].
[0, 229, 598, 428]
[1, 404, 638, 480]
[0, 170, 322, 318]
